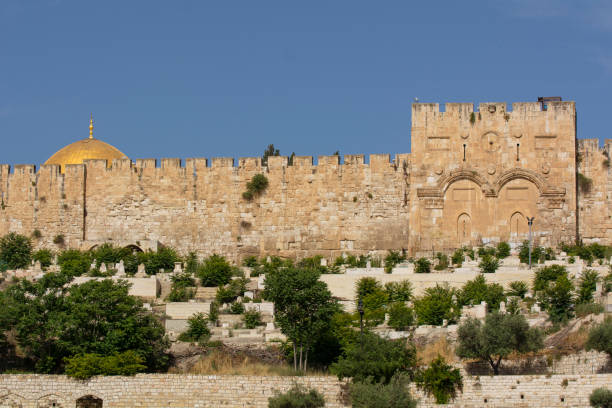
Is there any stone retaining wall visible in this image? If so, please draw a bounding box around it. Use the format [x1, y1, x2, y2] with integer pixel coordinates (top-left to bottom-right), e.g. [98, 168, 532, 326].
[1, 373, 612, 407]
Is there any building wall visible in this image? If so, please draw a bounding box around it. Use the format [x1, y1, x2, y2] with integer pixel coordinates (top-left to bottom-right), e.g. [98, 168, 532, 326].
[1, 373, 611, 408]
[2, 100, 602, 260]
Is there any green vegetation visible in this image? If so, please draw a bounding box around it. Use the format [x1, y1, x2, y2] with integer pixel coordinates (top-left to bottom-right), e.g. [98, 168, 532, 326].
[434, 252, 449, 271]
[384, 250, 406, 273]
[496, 241, 511, 258]
[415, 257, 431, 274]
[508, 281, 529, 298]
[577, 269, 599, 304]
[349, 373, 417, 408]
[198, 254, 233, 286]
[0, 232, 32, 269]
[53, 234, 65, 246]
[243, 309, 262, 329]
[415, 356, 463, 404]
[458, 274, 505, 311]
[456, 312, 543, 375]
[577, 172, 593, 194]
[64, 350, 146, 379]
[451, 248, 465, 267]
[590, 387, 612, 408]
[586, 317, 612, 357]
[533, 264, 568, 291]
[331, 332, 416, 383]
[243, 173, 269, 200]
[32, 248, 53, 269]
[166, 271, 196, 302]
[538, 273, 575, 323]
[178, 313, 211, 344]
[262, 144, 280, 167]
[268, 384, 325, 408]
[478, 255, 499, 274]
[414, 284, 460, 326]
[384, 280, 413, 302]
[387, 302, 414, 331]
[576, 302, 604, 317]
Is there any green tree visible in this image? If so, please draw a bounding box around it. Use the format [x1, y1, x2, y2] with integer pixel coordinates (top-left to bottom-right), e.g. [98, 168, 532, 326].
[451, 249, 464, 267]
[331, 333, 416, 383]
[578, 269, 600, 304]
[243, 309, 262, 329]
[178, 312, 211, 344]
[4, 277, 168, 373]
[387, 302, 414, 331]
[507, 281, 529, 298]
[415, 356, 463, 404]
[533, 264, 568, 292]
[415, 258, 431, 274]
[349, 373, 417, 408]
[456, 312, 543, 375]
[586, 317, 612, 357]
[539, 274, 575, 323]
[479, 254, 499, 274]
[458, 274, 506, 311]
[356, 277, 383, 299]
[32, 249, 53, 269]
[496, 242, 511, 258]
[384, 280, 413, 302]
[0, 232, 32, 269]
[58, 249, 92, 277]
[264, 267, 339, 371]
[414, 284, 460, 325]
[262, 144, 280, 167]
[384, 250, 406, 273]
[268, 384, 325, 408]
[198, 254, 232, 287]
[590, 388, 612, 408]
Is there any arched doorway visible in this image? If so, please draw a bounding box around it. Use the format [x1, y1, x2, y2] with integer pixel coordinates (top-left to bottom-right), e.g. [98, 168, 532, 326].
[509, 212, 528, 241]
[75, 396, 103, 408]
[457, 213, 472, 246]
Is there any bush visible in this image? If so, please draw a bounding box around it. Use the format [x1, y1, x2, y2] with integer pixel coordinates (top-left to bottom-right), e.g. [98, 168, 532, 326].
[477, 246, 496, 258]
[0, 232, 32, 269]
[331, 333, 416, 383]
[165, 286, 195, 302]
[349, 373, 417, 408]
[230, 301, 245, 314]
[137, 247, 179, 274]
[479, 255, 499, 274]
[586, 317, 612, 357]
[533, 264, 568, 292]
[576, 302, 605, 318]
[414, 284, 460, 326]
[539, 274, 575, 323]
[64, 350, 145, 379]
[356, 277, 383, 300]
[178, 313, 211, 343]
[458, 274, 506, 311]
[243, 309, 262, 329]
[463, 247, 475, 260]
[57, 249, 91, 277]
[243, 174, 269, 200]
[32, 249, 53, 268]
[242, 255, 258, 267]
[518, 240, 544, 264]
[415, 258, 431, 274]
[268, 384, 325, 408]
[578, 269, 600, 304]
[434, 252, 449, 271]
[508, 281, 529, 298]
[496, 242, 511, 258]
[451, 249, 464, 267]
[387, 302, 414, 331]
[53, 234, 65, 245]
[384, 250, 406, 273]
[578, 172, 593, 194]
[415, 356, 463, 404]
[198, 254, 232, 286]
[590, 387, 612, 408]
[384, 280, 413, 302]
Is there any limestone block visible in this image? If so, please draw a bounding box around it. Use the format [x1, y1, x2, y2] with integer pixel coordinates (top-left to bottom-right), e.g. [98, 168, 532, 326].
[166, 302, 211, 319]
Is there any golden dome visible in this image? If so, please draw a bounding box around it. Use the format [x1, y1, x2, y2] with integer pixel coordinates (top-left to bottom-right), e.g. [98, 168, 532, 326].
[44, 116, 128, 172]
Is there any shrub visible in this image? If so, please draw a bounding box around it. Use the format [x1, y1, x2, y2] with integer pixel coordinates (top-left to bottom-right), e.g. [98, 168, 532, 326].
[508, 281, 529, 298]
[478, 255, 499, 274]
[243, 174, 269, 200]
[53, 234, 65, 245]
[178, 313, 211, 343]
[568, 256, 575, 264]
[463, 247, 475, 260]
[64, 350, 146, 379]
[578, 172, 593, 194]
[384, 250, 406, 273]
[243, 309, 262, 329]
[137, 246, 179, 274]
[32, 249, 53, 269]
[356, 277, 383, 300]
[539, 274, 575, 323]
[415, 356, 463, 404]
[242, 255, 258, 267]
[0, 232, 32, 269]
[165, 286, 195, 302]
[458, 274, 506, 311]
[590, 387, 612, 408]
[586, 317, 612, 357]
[331, 332, 416, 383]
[268, 384, 325, 408]
[533, 264, 568, 292]
[578, 269, 600, 304]
[57, 249, 91, 277]
[477, 246, 496, 258]
[576, 302, 604, 318]
[230, 301, 245, 314]
[387, 302, 414, 331]
[518, 240, 544, 264]
[451, 248, 464, 266]
[198, 254, 232, 286]
[414, 284, 460, 326]
[415, 258, 431, 274]
[31, 229, 42, 239]
[496, 241, 511, 258]
[384, 280, 413, 302]
[434, 252, 449, 271]
[349, 373, 417, 408]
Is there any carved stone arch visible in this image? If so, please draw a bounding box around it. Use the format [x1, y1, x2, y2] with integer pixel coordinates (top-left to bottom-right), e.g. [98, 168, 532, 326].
[494, 168, 546, 196]
[0, 393, 25, 408]
[36, 394, 66, 408]
[75, 395, 103, 408]
[457, 213, 472, 244]
[509, 211, 528, 240]
[438, 169, 489, 195]
[124, 244, 143, 253]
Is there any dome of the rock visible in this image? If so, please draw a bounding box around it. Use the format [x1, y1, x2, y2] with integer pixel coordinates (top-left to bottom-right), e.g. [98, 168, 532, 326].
[44, 116, 128, 172]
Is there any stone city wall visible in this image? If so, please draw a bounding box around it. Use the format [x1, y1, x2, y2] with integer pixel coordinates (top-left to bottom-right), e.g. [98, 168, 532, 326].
[1, 373, 611, 408]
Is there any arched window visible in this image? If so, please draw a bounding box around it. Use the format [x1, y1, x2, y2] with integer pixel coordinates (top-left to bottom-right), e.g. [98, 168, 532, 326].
[75, 395, 103, 408]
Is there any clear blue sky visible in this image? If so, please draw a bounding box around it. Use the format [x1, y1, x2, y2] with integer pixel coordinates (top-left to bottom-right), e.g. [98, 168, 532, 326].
[1, 0, 610, 166]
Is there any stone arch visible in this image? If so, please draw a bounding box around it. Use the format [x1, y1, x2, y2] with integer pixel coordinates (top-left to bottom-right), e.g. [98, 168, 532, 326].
[36, 394, 65, 408]
[438, 169, 489, 194]
[457, 213, 472, 245]
[124, 244, 143, 253]
[0, 393, 25, 408]
[509, 211, 528, 241]
[494, 168, 546, 196]
[75, 395, 103, 408]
